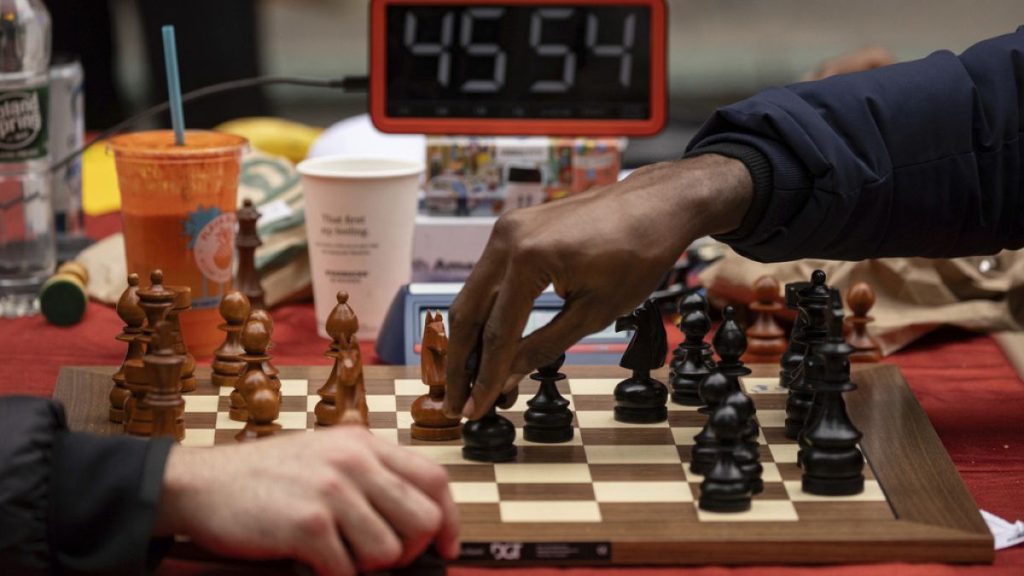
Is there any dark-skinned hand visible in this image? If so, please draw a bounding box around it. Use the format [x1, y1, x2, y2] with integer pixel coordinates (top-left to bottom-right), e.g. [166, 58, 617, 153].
[444, 154, 753, 420]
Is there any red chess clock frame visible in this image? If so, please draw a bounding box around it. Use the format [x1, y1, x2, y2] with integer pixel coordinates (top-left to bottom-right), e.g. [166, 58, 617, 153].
[370, 0, 667, 136]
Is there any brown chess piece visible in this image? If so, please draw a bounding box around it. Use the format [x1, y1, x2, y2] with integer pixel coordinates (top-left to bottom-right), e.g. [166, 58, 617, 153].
[411, 311, 462, 441]
[230, 310, 279, 422]
[742, 275, 788, 364]
[212, 291, 251, 387]
[165, 285, 197, 393]
[236, 198, 266, 310]
[111, 274, 144, 423]
[125, 270, 175, 437]
[316, 291, 361, 425]
[235, 315, 282, 441]
[144, 321, 186, 441]
[846, 282, 882, 363]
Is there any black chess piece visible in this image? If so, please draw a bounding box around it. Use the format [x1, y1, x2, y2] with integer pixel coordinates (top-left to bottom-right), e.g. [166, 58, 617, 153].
[698, 403, 753, 513]
[724, 390, 763, 494]
[462, 403, 517, 463]
[613, 299, 669, 424]
[785, 271, 831, 441]
[669, 292, 713, 406]
[524, 354, 574, 443]
[690, 306, 749, 475]
[801, 292, 865, 496]
[778, 280, 811, 389]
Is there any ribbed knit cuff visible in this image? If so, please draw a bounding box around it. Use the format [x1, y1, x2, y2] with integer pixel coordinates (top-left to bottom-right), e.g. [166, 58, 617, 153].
[684, 142, 773, 241]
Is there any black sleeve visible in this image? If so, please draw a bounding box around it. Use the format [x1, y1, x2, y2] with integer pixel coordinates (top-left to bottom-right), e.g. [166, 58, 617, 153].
[686, 27, 1024, 262]
[0, 396, 173, 574]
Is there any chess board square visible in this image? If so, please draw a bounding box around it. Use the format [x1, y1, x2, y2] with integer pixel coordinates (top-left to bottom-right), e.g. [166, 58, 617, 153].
[218, 386, 232, 397]
[366, 395, 397, 413]
[279, 379, 308, 396]
[769, 444, 800, 464]
[364, 379, 396, 396]
[593, 481, 693, 503]
[499, 501, 601, 523]
[667, 400, 697, 412]
[671, 427, 702, 445]
[183, 412, 215, 429]
[784, 480, 887, 502]
[755, 409, 786, 428]
[576, 411, 668, 429]
[446, 465, 496, 482]
[668, 412, 708, 427]
[306, 396, 318, 412]
[395, 411, 413, 430]
[394, 379, 424, 396]
[571, 395, 615, 411]
[600, 502, 697, 523]
[278, 411, 308, 430]
[756, 482, 789, 500]
[584, 445, 681, 465]
[215, 412, 245, 430]
[368, 412, 398, 430]
[580, 428, 674, 446]
[567, 378, 620, 395]
[370, 428, 399, 444]
[498, 483, 595, 501]
[589, 464, 687, 482]
[450, 482, 500, 503]
[184, 395, 219, 413]
[181, 428, 215, 447]
[406, 445, 488, 465]
[695, 500, 798, 522]
[494, 463, 591, 484]
[516, 445, 588, 463]
[741, 377, 784, 394]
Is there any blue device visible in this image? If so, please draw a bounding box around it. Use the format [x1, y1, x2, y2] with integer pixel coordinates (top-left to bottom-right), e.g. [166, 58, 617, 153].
[376, 283, 629, 365]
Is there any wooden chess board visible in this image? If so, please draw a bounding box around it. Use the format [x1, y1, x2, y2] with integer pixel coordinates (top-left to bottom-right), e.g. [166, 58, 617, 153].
[54, 363, 993, 566]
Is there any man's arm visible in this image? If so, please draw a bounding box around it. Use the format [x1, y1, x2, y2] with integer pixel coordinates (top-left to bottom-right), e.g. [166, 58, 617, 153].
[687, 27, 1023, 261]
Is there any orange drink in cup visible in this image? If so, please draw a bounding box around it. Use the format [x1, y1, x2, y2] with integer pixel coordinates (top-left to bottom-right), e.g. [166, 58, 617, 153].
[109, 130, 247, 356]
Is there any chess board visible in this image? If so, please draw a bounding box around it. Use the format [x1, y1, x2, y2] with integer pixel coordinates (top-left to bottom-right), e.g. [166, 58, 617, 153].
[54, 363, 993, 566]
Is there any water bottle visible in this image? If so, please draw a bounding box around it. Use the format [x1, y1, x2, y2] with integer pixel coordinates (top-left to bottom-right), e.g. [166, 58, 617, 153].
[0, 0, 54, 317]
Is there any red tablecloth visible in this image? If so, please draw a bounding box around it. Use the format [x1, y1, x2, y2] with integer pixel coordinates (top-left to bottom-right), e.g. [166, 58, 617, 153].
[1, 301, 1022, 575]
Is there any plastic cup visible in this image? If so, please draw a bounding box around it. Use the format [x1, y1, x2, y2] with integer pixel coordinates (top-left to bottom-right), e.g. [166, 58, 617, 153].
[109, 130, 247, 356]
[297, 156, 424, 340]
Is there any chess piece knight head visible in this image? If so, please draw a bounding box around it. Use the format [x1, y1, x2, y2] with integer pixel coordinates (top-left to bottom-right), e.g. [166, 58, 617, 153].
[116, 273, 145, 330]
[420, 311, 447, 386]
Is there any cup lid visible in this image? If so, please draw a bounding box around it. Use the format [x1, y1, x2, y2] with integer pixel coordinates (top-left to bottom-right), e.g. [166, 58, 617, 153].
[297, 155, 425, 180]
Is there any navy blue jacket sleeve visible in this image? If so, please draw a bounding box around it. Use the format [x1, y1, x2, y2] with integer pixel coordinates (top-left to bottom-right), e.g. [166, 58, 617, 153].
[0, 396, 172, 574]
[686, 28, 1024, 262]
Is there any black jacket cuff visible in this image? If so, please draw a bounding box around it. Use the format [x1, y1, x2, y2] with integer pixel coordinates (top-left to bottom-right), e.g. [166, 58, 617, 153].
[684, 142, 773, 241]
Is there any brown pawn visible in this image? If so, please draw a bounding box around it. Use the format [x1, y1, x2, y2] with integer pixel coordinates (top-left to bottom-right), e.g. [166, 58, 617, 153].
[236, 198, 266, 310]
[212, 291, 251, 387]
[111, 273, 144, 423]
[230, 309, 280, 421]
[125, 270, 176, 437]
[165, 285, 197, 393]
[846, 282, 882, 362]
[411, 311, 462, 440]
[235, 315, 282, 441]
[742, 275, 788, 364]
[315, 292, 368, 426]
[144, 321, 186, 441]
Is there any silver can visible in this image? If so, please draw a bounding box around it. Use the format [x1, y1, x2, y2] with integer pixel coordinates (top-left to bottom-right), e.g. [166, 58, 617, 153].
[49, 55, 85, 246]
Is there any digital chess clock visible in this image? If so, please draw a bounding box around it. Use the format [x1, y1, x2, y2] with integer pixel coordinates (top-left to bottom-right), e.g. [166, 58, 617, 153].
[370, 0, 667, 136]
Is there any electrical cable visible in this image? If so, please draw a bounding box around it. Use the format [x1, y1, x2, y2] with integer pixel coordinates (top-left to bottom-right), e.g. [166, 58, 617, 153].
[50, 74, 369, 173]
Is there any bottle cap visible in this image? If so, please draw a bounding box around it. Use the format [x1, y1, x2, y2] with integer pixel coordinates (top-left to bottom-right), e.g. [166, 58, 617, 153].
[40, 272, 88, 326]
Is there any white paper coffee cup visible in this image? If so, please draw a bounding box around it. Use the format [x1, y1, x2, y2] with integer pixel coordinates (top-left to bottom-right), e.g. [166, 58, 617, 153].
[298, 156, 424, 340]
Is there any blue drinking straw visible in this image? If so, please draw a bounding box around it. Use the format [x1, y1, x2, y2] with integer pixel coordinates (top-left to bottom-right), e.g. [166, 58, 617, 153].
[161, 25, 186, 145]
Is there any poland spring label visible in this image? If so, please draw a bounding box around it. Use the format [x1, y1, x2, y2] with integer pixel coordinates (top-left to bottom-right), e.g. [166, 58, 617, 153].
[0, 86, 48, 161]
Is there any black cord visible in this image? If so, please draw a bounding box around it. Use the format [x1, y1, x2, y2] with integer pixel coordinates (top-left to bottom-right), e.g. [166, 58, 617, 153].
[50, 75, 369, 173]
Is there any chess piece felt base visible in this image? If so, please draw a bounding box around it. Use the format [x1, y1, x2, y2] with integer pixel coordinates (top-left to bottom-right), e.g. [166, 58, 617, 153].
[523, 397, 574, 443]
[802, 474, 864, 496]
[524, 423, 574, 443]
[698, 490, 753, 513]
[235, 422, 282, 442]
[410, 394, 462, 441]
[462, 411, 517, 463]
[613, 375, 668, 424]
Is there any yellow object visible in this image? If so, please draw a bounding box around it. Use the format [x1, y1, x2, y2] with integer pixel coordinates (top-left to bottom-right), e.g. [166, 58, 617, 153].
[215, 117, 322, 164]
[82, 141, 122, 216]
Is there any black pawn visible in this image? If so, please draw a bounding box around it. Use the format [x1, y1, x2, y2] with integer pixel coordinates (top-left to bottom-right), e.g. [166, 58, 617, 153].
[778, 280, 810, 389]
[785, 270, 831, 440]
[524, 354, 574, 443]
[690, 307, 747, 475]
[724, 390, 763, 494]
[801, 292, 865, 496]
[613, 299, 669, 424]
[462, 403, 517, 463]
[698, 404, 753, 513]
[670, 292, 714, 406]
